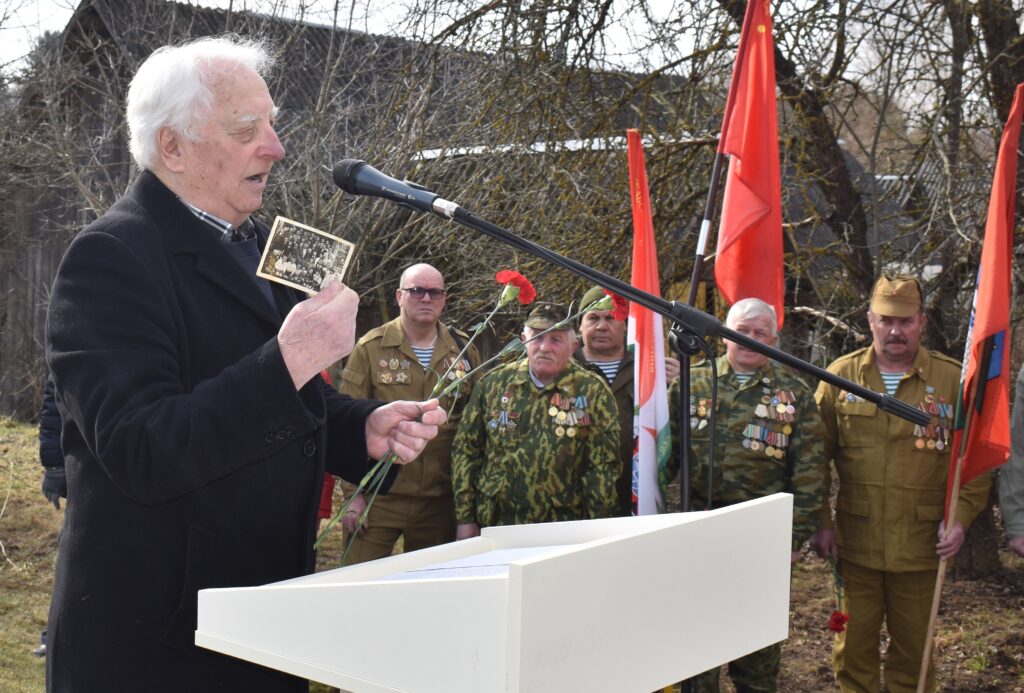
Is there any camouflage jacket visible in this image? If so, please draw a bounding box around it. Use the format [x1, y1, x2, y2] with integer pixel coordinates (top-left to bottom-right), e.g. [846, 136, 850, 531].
[341, 317, 479, 498]
[451, 358, 620, 526]
[666, 356, 826, 547]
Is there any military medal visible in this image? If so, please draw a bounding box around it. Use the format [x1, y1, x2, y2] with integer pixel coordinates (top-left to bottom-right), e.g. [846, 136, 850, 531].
[389, 358, 399, 370]
[550, 390, 589, 437]
[378, 358, 388, 369]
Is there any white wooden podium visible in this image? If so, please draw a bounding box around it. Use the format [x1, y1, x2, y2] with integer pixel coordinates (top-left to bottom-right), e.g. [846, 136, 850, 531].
[196, 494, 793, 692]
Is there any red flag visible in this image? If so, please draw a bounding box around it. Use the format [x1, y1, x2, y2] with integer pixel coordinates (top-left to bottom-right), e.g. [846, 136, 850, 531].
[626, 129, 669, 515]
[946, 83, 1021, 507]
[714, 0, 784, 328]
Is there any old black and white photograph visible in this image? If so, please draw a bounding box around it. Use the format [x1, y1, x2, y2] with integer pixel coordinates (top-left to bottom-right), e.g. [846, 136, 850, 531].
[257, 216, 355, 294]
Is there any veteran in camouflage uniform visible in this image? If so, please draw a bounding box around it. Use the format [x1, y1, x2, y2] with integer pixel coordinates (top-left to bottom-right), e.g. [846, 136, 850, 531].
[810, 276, 991, 693]
[452, 302, 620, 538]
[663, 298, 825, 693]
[574, 285, 679, 515]
[339, 264, 479, 562]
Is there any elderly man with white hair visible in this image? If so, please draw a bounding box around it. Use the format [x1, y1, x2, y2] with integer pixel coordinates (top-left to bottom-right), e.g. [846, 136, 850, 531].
[44, 36, 444, 691]
[663, 297, 826, 693]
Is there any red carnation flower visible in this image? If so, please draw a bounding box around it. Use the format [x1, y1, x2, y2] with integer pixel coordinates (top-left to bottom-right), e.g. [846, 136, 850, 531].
[606, 291, 629, 321]
[495, 269, 537, 305]
[827, 610, 849, 633]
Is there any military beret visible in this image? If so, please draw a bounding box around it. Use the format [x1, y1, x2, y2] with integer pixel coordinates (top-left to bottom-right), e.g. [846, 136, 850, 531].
[579, 286, 608, 315]
[525, 302, 572, 331]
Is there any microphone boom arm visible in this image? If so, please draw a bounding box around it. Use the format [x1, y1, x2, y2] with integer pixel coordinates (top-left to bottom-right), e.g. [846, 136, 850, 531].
[448, 208, 928, 427]
[333, 160, 929, 426]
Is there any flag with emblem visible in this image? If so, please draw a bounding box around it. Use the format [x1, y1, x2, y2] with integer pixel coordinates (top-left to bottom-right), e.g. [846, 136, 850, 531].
[714, 0, 784, 329]
[946, 82, 1021, 512]
[626, 129, 669, 515]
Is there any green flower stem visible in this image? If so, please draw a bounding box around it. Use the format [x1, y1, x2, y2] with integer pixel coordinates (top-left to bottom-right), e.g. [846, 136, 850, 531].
[314, 451, 395, 550]
[436, 299, 606, 400]
[317, 293, 509, 561]
[829, 556, 845, 610]
[431, 297, 505, 391]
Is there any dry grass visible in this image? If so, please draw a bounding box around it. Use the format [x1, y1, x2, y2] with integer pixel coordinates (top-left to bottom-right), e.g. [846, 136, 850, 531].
[3, 416, 1022, 692]
[0, 418, 61, 693]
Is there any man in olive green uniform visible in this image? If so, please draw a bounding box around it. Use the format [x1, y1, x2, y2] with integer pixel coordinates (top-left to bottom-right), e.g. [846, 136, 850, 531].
[452, 302, 620, 538]
[662, 298, 825, 693]
[810, 276, 992, 693]
[339, 264, 479, 562]
[574, 286, 679, 516]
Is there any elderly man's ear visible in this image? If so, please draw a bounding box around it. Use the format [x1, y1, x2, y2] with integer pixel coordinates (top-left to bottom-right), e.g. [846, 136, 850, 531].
[157, 127, 187, 174]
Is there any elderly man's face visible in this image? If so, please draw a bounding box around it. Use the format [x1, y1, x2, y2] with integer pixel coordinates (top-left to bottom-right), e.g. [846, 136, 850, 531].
[867, 311, 926, 364]
[176, 63, 285, 226]
[523, 326, 577, 385]
[724, 313, 777, 372]
[580, 309, 626, 358]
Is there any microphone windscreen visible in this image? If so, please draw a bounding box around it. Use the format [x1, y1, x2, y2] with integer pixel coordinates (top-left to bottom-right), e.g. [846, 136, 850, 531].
[332, 159, 366, 194]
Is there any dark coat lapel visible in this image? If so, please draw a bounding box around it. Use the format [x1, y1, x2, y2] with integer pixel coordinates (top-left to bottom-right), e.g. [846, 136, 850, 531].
[130, 171, 283, 328]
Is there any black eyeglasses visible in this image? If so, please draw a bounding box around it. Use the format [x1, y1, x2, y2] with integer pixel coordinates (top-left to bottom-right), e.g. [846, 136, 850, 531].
[400, 287, 446, 300]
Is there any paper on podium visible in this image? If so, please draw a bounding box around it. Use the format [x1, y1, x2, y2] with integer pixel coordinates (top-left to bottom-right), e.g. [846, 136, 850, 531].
[196, 493, 793, 692]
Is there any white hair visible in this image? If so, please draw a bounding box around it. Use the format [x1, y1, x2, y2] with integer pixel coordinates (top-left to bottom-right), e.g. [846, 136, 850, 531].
[726, 298, 779, 337]
[126, 35, 275, 171]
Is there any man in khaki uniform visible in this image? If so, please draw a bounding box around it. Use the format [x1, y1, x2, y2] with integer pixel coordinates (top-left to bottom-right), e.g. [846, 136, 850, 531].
[810, 276, 992, 692]
[339, 264, 479, 562]
[574, 286, 678, 516]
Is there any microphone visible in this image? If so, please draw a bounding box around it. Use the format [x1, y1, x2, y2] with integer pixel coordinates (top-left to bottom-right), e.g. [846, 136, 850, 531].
[332, 159, 460, 218]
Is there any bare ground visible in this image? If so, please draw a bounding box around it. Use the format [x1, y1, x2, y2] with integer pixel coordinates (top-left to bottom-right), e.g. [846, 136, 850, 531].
[4, 417, 1023, 692]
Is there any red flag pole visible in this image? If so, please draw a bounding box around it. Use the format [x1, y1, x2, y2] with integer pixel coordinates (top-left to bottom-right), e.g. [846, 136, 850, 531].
[686, 0, 761, 306]
[915, 349, 986, 693]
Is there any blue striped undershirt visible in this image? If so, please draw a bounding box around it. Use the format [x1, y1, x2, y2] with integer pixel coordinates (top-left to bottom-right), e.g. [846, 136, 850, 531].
[880, 371, 905, 396]
[411, 345, 434, 368]
[589, 359, 621, 383]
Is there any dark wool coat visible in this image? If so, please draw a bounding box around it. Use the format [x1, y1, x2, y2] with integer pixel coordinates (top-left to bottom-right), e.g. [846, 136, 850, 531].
[45, 171, 381, 692]
[39, 376, 63, 470]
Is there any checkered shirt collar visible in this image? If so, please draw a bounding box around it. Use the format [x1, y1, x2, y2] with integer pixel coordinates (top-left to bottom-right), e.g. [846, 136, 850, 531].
[182, 201, 255, 242]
